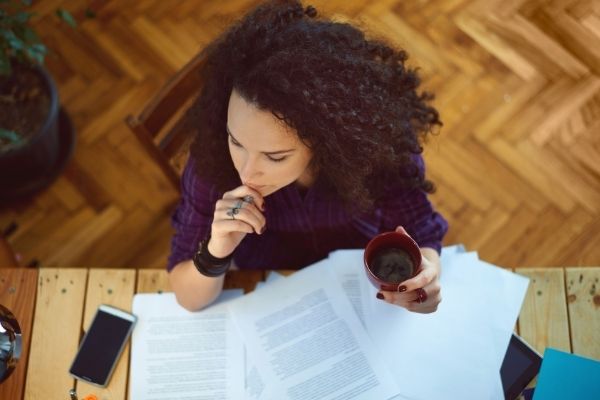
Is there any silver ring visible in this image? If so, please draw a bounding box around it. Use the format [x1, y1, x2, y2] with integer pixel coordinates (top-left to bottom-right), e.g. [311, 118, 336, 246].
[226, 207, 240, 220]
[242, 195, 254, 204]
[227, 199, 247, 220]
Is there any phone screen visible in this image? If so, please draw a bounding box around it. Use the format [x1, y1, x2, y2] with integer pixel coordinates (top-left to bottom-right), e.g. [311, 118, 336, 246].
[69, 308, 135, 385]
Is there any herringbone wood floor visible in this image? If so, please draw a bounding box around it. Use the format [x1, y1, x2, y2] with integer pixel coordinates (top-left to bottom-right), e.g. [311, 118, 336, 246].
[1, 0, 599, 269]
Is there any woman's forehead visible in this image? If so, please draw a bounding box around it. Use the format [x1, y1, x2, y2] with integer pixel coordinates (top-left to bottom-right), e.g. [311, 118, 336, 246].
[227, 89, 299, 147]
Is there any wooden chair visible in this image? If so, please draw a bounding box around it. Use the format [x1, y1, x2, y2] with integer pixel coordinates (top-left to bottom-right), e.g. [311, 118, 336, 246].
[0, 236, 19, 267]
[125, 52, 207, 191]
[0, 222, 40, 268]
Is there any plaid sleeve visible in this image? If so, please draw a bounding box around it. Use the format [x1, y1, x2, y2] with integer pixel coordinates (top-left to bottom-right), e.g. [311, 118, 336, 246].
[377, 155, 449, 254]
[166, 160, 221, 271]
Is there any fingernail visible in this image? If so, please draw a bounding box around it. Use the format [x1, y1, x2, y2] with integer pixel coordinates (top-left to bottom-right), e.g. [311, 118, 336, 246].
[398, 285, 407, 292]
[376, 292, 384, 300]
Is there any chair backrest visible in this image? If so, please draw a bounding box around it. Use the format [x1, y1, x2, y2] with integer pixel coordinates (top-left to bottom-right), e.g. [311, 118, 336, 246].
[0, 236, 19, 267]
[125, 51, 207, 191]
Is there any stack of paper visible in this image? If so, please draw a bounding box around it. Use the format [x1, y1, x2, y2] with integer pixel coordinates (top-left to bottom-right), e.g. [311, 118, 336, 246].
[130, 245, 530, 400]
[130, 290, 245, 400]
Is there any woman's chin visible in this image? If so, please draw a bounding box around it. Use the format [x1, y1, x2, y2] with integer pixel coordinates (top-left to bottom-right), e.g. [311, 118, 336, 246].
[260, 186, 276, 197]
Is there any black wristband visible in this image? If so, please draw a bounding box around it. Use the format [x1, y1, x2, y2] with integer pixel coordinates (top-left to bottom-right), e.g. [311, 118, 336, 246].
[192, 236, 233, 277]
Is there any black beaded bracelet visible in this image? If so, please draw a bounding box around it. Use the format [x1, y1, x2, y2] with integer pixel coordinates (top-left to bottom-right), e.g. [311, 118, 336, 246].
[192, 236, 233, 278]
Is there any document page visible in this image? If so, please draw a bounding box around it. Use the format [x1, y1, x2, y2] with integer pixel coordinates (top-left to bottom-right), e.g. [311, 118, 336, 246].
[328, 250, 372, 328]
[364, 251, 529, 400]
[130, 291, 245, 400]
[247, 271, 285, 399]
[245, 347, 268, 400]
[229, 262, 400, 400]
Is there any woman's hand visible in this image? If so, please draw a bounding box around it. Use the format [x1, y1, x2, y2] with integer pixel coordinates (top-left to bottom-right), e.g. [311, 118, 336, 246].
[377, 226, 442, 313]
[208, 185, 267, 258]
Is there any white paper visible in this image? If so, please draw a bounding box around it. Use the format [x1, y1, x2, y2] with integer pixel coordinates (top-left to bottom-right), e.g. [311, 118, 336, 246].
[266, 271, 285, 283]
[128, 244, 525, 400]
[228, 262, 401, 400]
[363, 251, 529, 400]
[245, 347, 267, 400]
[468, 260, 530, 399]
[328, 250, 372, 328]
[247, 270, 286, 399]
[252, 253, 372, 400]
[255, 271, 285, 291]
[365, 252, 495, 398]
[130, 291, 245, 400]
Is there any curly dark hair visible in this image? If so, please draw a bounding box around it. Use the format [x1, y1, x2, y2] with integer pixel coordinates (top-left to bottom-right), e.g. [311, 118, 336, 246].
[187, 0, 442, 212]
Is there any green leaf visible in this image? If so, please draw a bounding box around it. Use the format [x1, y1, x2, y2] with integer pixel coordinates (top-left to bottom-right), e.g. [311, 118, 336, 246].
[22, 26, 40, 44]
[56, 8, 77, 28]
[14, 11, 32, 24]
[4, 30, 24, 50]
[0, 129, 23, 145]
[25, 43, 45, 64]
[30, 43, 46, 54]
[1, 29, 16, 40]
[1, 30, 13, 43]
[30, 43, 46, 63]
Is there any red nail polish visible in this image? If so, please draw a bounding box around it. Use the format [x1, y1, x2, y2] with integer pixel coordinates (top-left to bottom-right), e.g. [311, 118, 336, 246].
[398, 285, 407, 292]
[376, 292, 384, 300]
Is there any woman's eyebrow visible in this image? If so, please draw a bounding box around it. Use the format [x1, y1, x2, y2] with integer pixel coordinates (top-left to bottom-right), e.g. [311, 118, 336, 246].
[226, 125, 296, 155]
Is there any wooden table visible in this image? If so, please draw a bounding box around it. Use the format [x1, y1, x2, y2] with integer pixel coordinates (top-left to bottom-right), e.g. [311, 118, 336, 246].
[1, 267, 599, 400]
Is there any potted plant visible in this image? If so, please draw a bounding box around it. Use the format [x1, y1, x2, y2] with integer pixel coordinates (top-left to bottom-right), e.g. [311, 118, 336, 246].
[0, 0, 78, 204]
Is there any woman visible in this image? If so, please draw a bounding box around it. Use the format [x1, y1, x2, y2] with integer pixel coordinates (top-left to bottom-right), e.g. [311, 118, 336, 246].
[168, 0, 448, 313]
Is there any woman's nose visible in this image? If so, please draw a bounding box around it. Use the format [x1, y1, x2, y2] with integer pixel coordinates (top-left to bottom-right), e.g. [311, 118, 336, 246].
[240, 157, 262, 182]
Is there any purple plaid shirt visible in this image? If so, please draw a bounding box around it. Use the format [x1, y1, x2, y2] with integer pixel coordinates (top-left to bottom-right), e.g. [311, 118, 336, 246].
[167, 157, 448, 271]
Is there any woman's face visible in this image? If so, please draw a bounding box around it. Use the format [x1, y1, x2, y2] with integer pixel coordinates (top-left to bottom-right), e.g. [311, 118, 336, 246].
[226, 88, 313, 197]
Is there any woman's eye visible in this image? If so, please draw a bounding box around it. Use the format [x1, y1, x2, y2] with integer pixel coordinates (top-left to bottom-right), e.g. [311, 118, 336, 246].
[229, 136, 286, 162]
[267, 156, 287, 163]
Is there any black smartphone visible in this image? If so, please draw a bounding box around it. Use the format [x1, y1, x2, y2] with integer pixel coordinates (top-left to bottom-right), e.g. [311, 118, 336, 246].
[69, 304, 137, 387]
[500, 333, 543, 400]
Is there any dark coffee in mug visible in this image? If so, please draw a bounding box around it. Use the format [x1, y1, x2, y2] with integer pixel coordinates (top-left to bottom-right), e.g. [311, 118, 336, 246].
[364, 230, 421, 291]
[370, 247, 415, 283]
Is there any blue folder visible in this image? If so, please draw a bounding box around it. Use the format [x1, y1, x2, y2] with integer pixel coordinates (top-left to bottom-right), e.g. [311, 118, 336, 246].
[533, 348, 600, 399]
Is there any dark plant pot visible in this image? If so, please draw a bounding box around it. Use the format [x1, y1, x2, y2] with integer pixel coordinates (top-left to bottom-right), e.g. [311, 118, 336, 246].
[0, 65, 75, 205]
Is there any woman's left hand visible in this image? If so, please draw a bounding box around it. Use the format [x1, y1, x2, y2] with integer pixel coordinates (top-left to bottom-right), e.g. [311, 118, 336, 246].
[377, 226, 442, 314]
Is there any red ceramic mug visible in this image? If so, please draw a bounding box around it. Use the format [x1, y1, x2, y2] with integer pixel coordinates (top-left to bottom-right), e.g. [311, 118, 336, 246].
[364, 231, 422, 292]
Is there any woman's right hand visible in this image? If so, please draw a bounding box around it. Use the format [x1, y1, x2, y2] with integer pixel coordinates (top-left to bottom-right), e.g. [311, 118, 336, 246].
[208, 185, 266, 258]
